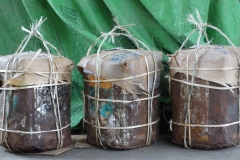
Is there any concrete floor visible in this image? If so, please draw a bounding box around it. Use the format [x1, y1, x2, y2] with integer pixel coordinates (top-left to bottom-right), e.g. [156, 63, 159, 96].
[1, 135, 240, 160]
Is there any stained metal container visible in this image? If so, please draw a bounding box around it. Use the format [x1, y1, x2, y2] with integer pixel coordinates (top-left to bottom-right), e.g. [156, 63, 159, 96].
[78, 49, 162, 149]
[0, 52, 74, 152]
[0, 85, 72, 152]
[170, 45, 239, 149]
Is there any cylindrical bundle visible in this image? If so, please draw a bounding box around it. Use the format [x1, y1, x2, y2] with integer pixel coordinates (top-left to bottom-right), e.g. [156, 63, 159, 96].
[0, 52, 74, 152]
[169, 45, 240, 149]
[78, 49, 162, 149]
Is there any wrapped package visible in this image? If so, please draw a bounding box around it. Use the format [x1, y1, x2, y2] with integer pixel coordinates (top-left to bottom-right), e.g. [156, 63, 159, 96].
[170, 45, 240, 149]
[78, 49, 162, 149]
[0, 52, 74, 152]
[169, 10, 240, 149]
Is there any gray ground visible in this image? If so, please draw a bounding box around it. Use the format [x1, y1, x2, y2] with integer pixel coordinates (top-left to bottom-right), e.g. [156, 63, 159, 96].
[0, 135, 239, 160]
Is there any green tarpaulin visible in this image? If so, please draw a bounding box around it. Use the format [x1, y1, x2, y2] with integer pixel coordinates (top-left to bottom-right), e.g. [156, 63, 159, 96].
[1, 0, 240, 128]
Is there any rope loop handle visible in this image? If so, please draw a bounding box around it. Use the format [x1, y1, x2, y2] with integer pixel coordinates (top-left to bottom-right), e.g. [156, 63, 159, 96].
[15, 16, 62, 57]
[179, 9, 239, 54]
[86, 18, 155, 57]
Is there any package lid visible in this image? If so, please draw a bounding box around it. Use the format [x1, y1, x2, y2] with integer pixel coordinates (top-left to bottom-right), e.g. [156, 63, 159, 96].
[78, 49, 162, 95]
[0, 52, 74, 86]
[170, 45, 239, 86]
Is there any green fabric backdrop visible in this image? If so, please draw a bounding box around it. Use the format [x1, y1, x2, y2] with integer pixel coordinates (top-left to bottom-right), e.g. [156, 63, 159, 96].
[0, 0, 240, 128]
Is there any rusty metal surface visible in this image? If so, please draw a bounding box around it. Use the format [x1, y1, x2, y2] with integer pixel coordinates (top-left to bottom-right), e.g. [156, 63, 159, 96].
[171, 73, 239, 149]
[83, 73, 160, 149]
[0, 85, 72, 152]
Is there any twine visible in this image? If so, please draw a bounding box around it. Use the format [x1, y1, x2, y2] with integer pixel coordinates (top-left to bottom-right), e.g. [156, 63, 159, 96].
[0, 124, 70, 134]
[170, 67, 239, 71]
[85, 94, 160, 103]
[169, 9, 240, 148]
[169, 120, 240, 130]
[0, 17, 69, 150]
[84, 118, 159, 130]
[84, 18, 160, 147]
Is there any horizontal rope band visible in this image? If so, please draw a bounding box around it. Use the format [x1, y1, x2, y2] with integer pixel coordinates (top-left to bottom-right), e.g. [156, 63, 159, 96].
[85, 93, 160, 103]
[170, 119, 240, 128]
[83, 68, 161, 83]
[84, 118, 159, 129]
[0, 82, 71, 90]
[0, 70, 71, 74]
[171, 77, 238, 90]
[0, 124, 70, 134]
[170, 67, 239, 71]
